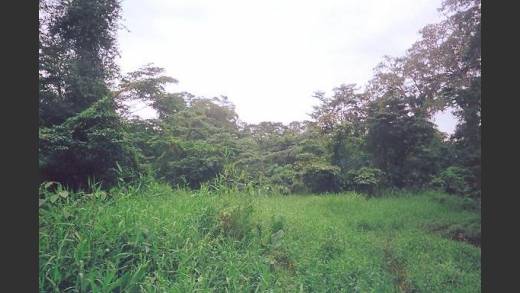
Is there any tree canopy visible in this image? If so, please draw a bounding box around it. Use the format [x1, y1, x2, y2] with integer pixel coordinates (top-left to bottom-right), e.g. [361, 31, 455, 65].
[39, 0, 481, 197]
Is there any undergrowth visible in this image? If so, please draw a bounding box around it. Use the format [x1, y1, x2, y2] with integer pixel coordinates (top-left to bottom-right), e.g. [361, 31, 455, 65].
[39, 179, 480, 292]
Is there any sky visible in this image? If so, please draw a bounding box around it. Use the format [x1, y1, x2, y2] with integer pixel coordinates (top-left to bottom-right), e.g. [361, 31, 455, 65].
[117, 0, 457, 134]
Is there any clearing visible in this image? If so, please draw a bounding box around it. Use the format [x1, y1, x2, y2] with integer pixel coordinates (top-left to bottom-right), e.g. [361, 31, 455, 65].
[39, 184, 481, 292]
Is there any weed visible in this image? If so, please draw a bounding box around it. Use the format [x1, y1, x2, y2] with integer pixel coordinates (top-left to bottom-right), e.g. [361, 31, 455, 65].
[40, 184, 480, 292]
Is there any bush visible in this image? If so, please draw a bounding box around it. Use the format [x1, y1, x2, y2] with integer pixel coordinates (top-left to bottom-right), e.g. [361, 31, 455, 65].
[431, 166, 471, 195]
[217, 204, 255, 241]
[268, 165, 298, 192]
[301, 163, 341, 193]
[153, 139, 225, 189]
[39, 96, 140, 189]
[345, 167, 384, 195]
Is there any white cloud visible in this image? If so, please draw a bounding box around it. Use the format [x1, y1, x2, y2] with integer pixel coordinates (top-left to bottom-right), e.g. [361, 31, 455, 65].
[118, 0, 456, 133]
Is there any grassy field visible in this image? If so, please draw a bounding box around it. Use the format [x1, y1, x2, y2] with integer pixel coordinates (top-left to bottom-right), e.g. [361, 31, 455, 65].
[39, 182, 481, 292]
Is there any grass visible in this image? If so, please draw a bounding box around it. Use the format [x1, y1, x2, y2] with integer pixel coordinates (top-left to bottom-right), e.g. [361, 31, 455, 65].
[39, 182, 481, 292]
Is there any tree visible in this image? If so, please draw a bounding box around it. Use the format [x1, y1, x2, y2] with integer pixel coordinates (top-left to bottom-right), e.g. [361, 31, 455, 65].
[39, 97, 140, 188]
[115, 64, 181, 119]
[366, 97, 439, 188]
[39, 0, 123, 126]
[363, 0, 480, 194]
[366, 0, 480, 116]
[39, 0, 134, 188]
[451, 77, 481, 196]
[311, 84, 368, 135]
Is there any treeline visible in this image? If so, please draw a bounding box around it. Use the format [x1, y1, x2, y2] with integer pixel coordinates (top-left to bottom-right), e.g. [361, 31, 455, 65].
[39, 0, 480, 197]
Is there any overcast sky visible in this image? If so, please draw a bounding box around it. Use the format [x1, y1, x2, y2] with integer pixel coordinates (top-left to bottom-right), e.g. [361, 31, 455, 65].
[117, 0, 457, 134]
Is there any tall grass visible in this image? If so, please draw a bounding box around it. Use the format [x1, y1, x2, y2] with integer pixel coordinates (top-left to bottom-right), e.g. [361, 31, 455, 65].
[39, 179, 480, 292]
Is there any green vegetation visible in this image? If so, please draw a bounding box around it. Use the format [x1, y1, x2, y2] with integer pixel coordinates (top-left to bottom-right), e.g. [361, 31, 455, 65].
[39, 0, 481, 197]
[40, 181, 480, 292]
[38, 0, 480, 291]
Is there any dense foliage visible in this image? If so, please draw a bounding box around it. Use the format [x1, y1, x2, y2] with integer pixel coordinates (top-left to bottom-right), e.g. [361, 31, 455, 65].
[38, 1, 481, 291]
[39, 182, 480, 292]
[39, 0, 480, 198]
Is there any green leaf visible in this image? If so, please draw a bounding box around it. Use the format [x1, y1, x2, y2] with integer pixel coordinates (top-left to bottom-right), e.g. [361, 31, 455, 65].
[116, 161, 123, 173]
[39, 199, 46, 207]
[58, 190, 69, 198]
[50, 194, 59, 203]
[98, 191, 107, 200]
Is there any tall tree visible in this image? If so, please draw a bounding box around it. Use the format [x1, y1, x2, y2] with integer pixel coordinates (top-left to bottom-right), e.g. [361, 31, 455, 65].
[365, 97, 439, 188]
[39, 0, 122, 126]
[39, 0, 134, 189]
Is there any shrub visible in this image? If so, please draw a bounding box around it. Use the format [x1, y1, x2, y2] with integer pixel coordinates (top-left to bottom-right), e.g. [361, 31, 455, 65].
[301, 163, 341, 193]
[217, 204, 255, 241]
[431, 166, 471, 195]
[268, 165, 299, 193]
[345, 167, 384, 195]
[154, 139, 224, 189]
[39, 96, 140, 189]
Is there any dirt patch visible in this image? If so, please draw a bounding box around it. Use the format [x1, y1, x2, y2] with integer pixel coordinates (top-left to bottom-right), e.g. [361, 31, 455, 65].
[425, 223, 481, 247]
